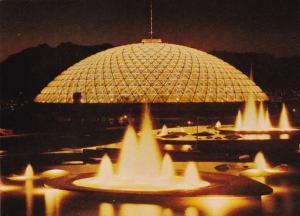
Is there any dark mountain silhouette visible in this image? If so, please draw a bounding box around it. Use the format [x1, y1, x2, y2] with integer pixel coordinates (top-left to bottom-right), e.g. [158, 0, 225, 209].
[210, 51, 300, 90]
[0, 42, 113, 102]
[0, 43, 299, 103]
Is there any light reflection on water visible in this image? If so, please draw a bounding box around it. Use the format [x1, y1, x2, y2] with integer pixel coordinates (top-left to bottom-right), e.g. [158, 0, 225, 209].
[44, 188, 70, 216]
[1, 177, 299, 216]
[251, 176, 300, 216]
[99, 203, 178, 216]
[25, 180, 33, 216]
[185, 207, 198, 216]
[97, 197, 260, 216]
[180, 196, 261, 216]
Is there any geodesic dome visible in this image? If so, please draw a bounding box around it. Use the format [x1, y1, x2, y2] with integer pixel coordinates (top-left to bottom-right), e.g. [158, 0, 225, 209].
[35, 39, 268, 103]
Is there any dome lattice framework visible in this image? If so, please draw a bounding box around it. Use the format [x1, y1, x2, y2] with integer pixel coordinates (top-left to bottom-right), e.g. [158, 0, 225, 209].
[35, 40, 268, 103]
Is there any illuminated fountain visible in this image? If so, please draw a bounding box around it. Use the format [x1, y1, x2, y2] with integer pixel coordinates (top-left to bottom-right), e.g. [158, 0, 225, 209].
[158, 124, 169, 136]
[46, 106, 272, 196]
[73, 106, 210, 192]
[156, 96, 299, 147]
[215, 121, 222, 129]
[8, 164, 40, 181]
[234, 95, 296, 133]
[241, 151, 293, 177]
[5, 164, 37, 216]
[234, 95, 273, 132]
[279, 104, 292, 131]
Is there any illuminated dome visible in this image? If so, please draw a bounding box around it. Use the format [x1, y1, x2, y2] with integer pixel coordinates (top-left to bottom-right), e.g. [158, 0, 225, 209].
[35, 39, 268, 103]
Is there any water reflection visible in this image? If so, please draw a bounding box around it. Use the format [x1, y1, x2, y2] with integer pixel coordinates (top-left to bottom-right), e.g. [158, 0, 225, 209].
[1, 169, 299, 216]
[180, 196, 260, 216]
[197, 197, 248, 216]
[120, 204, 162, 216]
[99, 203, 176, 216]
[99, 203, 115, 216]
[97, 198, 260, 216]
[251, 176, 299, 216]
[0, 180, 21, 192]
[44, 188, 70, 216]
[261, 193, 297, 216]
[162, 208, 173, 216]
[185, 207, 198, 216]
[25, 180, 33, 216]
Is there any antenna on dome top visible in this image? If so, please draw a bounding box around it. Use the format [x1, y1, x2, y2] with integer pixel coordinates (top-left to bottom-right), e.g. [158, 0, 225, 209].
[142, 0, 161, 43]
[150, 0, 153, 38]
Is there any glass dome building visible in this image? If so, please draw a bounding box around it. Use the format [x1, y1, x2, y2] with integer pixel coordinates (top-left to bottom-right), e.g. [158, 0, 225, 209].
[35, 39, 268, 104]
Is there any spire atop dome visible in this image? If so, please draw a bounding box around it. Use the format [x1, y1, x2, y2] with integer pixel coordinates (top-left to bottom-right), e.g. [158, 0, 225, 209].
[142, 1, 162, 43]
[150, 0, 153, 38]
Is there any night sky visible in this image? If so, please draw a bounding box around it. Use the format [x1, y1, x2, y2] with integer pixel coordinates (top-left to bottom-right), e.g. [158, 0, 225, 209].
[0, 0, 299, 61]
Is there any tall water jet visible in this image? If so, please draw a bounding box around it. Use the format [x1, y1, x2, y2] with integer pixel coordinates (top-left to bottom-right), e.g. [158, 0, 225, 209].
[159, 124, 169, 136]
[265, 109, 272, 129]
[97, 154, 114, 182]
[117, 125, 138, 180]
[8, 163, 39, 181]
[235, 110, 243, 130]
[257, 102, 266, 130]
[160, 154, 175, 182]
[279, 104, 291, 131]
[184, 162, 210, 188]
[233, 96, 279, 132]
[215, 121, 221, 129]
[137, 105, 162, 180]
[25, 164, 34, 180]
[24, 165, 34, 216]
[242, 94, 257, 130]
[254, 152, 270, 170]
[73, 105, 211, 192]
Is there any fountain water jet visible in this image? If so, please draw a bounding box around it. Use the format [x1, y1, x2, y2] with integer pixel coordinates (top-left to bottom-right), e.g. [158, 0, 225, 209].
[264, 109, 272, 130]
[241, 94, 257, 131]
[233, 95, 296, 132]
[254, 152, 271, 171]
[8, 164, 39, 181]
[73, 105, 210, 192]
[137, 105, 162, 181]
[279, 104, 291, 131]
[117, 125, 138, 180]
[97, 154, 114, 182]
[46, 106, 273, 197]
[235, 110, 242, 130]
[184, 162, 210, 188]
[235, 95, 274, 131]
[159, 124, 168, 136]
[160, 154, 175, 181]
[241, 151, 291, 177]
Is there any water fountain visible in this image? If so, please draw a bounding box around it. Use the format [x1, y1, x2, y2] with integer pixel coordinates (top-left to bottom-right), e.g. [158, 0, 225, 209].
[233, 95, 297, 133]
[155, 96, 300, 154]
[158, 124, 168, 137]
[46, 106, 272, 197]
[8, 164, 40, 181]
[227, 100, 300, 142]
[52, 107, 210, 193]
[241, 152, 295, 177]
